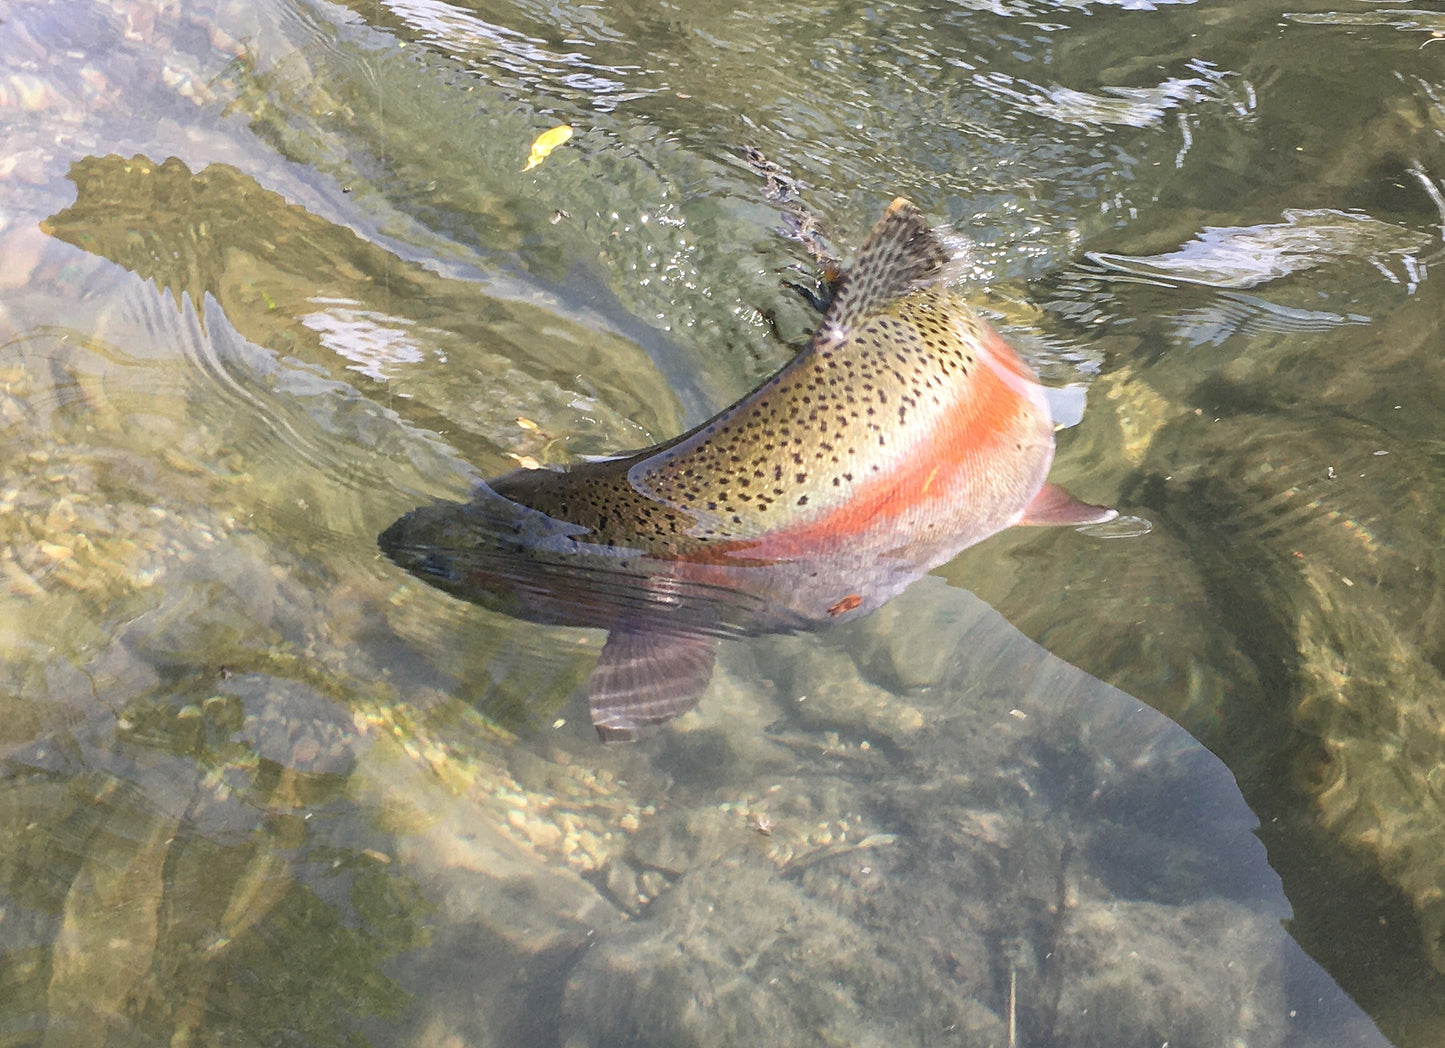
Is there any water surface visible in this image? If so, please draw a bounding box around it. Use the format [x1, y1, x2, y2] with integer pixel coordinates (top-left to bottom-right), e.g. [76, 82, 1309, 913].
[2, 0, 1443, 1044]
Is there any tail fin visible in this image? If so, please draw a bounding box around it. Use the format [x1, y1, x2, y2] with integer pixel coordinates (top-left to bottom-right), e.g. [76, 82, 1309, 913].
[818, 198, 954, 338]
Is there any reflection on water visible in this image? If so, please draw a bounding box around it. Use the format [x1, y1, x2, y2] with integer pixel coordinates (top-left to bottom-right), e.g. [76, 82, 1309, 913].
[1085, 209, 1432, 291]
[1, 0, 1444, 1044]
[973, 58, 1247, 131]
[40, 154, 678, 468]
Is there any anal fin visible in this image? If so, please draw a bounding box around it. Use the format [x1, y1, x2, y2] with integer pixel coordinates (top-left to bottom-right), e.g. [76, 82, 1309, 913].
[588, 629, 718, 742]
[1018, 482, 1119, 527]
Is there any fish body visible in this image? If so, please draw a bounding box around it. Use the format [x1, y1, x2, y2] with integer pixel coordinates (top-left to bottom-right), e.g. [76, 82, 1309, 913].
[380, 198, 1114, 739]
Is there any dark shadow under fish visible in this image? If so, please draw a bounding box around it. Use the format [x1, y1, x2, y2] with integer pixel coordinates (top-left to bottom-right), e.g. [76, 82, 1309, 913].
[380, 199, 1115, 740]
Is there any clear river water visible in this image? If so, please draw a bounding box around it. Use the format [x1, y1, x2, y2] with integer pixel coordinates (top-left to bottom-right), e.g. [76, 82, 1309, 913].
[2, 0, 1444, 1045]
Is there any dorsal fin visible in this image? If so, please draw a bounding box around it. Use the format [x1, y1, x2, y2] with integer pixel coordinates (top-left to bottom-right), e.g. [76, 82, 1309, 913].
[818, 198, 954, 337]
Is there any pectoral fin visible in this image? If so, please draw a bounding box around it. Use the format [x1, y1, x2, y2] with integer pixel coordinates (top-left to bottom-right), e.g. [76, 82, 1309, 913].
[1018, 483, 1118, 527]
[588, 629, 718, 742]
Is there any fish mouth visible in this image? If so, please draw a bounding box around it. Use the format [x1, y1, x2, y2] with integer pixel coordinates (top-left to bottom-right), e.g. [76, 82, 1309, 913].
[378, 505, 465, 582]
[376, 511, 414, 561]
[378, 515, 457, 586]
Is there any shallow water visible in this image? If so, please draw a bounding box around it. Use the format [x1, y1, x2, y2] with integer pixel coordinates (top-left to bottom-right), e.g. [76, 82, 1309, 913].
[2, 0, 1444, 1044]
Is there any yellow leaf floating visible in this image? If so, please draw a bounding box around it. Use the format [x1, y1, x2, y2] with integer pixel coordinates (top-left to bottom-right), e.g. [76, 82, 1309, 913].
[523, 125, 573, 171]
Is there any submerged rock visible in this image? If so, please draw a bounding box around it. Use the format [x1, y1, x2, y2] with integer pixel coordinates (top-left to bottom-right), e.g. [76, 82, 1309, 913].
[540, 584, 1375, 1048]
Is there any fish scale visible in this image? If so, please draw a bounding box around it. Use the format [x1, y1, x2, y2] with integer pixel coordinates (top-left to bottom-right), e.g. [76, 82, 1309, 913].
[632, 288, 1046, 549]
[381, 197, 1117, 740]
[495, 202, 1047, 553]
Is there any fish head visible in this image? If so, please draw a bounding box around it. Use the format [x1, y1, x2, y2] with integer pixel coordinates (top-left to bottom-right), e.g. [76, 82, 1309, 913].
[378, 481, 812, 637]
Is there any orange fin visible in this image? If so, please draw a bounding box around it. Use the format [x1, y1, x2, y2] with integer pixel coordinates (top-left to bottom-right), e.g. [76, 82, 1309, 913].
[588, 629, 718, 741]
[819, 198, 954, 336]
[1017, 483, 1118, 527]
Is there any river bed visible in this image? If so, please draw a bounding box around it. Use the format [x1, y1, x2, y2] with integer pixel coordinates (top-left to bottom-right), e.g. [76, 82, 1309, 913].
[1, 0, 1442, 1045]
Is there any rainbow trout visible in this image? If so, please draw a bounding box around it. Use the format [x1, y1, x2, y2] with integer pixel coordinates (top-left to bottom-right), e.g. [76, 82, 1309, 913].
[380, 198, 1115, 739]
